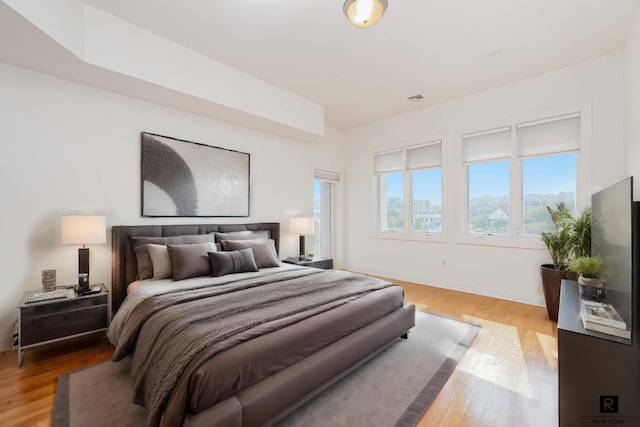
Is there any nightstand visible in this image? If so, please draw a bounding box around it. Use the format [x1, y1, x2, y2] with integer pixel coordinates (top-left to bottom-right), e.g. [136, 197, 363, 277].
[282, 258, 333, 270]
[17, 284, 110, 367]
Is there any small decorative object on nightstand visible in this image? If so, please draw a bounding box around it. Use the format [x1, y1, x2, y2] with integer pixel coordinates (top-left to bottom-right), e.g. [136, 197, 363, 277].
[41, 269, 56, 292]
[17, 284, 110, 367]
[283, 258, 333, 270]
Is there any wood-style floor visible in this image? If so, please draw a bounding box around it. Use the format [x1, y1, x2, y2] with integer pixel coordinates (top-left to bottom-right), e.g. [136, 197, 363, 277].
[0, 280, 558, 427]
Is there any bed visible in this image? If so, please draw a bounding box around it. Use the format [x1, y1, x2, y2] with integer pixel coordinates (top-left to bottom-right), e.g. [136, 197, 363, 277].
[110, 223, 415, 427]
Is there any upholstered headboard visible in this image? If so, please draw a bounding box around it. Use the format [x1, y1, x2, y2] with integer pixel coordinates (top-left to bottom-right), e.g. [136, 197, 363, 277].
[111, 222, 280, 314]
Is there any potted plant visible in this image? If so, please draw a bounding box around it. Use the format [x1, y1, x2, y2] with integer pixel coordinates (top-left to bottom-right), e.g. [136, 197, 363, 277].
[569, 256, 606, 299]
[539, 203, 588, 321]
[568, 207, 591, 258]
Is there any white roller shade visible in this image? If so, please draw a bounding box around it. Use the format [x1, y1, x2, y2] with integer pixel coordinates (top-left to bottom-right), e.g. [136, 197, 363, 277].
[374, 149, 403, 173]
[462, 127, 511, 164]
[406, 141, 442, 170]
[314, 169, 340, 183]
[517, 113, 580, 158]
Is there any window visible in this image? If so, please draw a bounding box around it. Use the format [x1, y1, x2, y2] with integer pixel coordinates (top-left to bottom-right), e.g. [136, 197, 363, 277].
[313, 170, 339, 258]
[411, 170, 442, 232]
[517, 114, 579, 237]
[462, 112, 580, 240]
[522, 154, 576, 236]
[467, 160, 510, 235]
[375, 140, 443, 236]
[463, 127, 511, 236]
[378, 171, 404, 230]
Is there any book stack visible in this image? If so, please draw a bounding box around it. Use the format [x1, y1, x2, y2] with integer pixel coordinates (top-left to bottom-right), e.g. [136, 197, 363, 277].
[580, 299, 631, 339]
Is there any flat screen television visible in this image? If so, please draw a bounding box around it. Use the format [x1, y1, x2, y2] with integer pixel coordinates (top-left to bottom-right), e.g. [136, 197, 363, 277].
[591, 177, 636, 341]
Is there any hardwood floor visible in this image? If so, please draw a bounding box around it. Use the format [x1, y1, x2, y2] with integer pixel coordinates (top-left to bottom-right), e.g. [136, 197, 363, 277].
[0, 280, 558, 427]
[398, 280, 558, 427]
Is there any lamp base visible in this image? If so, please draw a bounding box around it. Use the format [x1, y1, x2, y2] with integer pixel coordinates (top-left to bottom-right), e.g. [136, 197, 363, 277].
[299, 235, 305, 260]
[78, 247, 90, 293]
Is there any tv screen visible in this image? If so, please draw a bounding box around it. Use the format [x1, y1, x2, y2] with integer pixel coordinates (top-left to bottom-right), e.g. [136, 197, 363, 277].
[591, 177, 633, 298]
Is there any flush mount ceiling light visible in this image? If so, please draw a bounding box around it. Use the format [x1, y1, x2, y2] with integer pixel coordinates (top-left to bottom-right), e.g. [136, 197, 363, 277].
[343, 0, 388, 28]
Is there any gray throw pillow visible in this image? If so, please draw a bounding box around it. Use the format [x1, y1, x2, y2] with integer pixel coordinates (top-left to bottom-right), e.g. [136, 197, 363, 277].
[132, 233, 214, 280]
[208, 248, 258, 277]
[146, 244, 172, 280]
[167, 242, 217, 281]
[221, 239, 280, 269]
[214, 230, 270, 243]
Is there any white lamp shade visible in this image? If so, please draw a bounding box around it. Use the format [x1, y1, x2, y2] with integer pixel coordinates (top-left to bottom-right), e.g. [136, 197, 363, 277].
[61, 215, 106, 245]
[290, 217, 315, 235]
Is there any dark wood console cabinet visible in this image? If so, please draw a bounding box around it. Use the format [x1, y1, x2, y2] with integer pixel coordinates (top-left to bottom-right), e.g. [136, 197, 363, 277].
[558, 280, 640, 426]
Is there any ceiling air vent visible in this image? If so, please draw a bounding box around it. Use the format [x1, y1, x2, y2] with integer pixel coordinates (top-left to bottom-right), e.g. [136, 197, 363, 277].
[408, 94, 423, 101]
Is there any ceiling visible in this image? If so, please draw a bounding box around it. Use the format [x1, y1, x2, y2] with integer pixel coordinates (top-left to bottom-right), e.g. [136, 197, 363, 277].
[85, 0, 640, 129]
[50, 0, 640, 129]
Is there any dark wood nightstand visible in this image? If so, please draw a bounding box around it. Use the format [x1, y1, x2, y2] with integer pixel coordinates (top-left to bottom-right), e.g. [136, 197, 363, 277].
[17, 284, 110, 367]
[282, 258, 333, 269]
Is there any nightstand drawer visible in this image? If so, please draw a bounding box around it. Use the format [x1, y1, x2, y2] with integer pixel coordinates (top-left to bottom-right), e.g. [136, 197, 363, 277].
[21, 304, 108, 346]
[21, 294, 107, 318]
[282, 258, 333, 269]
[307, 259, 333, 269]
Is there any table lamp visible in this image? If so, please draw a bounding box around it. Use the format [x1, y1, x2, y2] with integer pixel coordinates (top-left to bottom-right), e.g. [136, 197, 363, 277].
[290, 217, 315, 260]
[61, 215, 106, 295]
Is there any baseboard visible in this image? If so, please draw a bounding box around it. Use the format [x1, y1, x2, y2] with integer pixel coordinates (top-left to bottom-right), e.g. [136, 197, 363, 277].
[345, 264, 546, 307]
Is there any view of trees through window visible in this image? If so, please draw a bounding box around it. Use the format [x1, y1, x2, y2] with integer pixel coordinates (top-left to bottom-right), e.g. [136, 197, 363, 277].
[468, 160, 510, 235]
[468, 154, 576, 236]
[522, 153, 576, 235]
[379, 172, 404, 230]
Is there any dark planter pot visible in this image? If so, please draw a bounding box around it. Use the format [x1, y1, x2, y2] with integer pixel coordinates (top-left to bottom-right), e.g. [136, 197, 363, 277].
[540, 264, 577, 322]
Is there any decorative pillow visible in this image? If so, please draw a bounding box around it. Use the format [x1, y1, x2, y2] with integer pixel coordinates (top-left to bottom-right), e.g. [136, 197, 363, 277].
[146, 244, 172, 280]
[214, 230, 270, 243]
[167, 242, 217, 281]
[133, 245, 154, 281]
[221, 239, 280, 269]
[132, 233, 214, 280]
[208, 248, 258, 277]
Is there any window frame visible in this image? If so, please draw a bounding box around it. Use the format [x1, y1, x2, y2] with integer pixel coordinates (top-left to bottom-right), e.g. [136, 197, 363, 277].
[372, 135, 448, 243]
[313, 169, 339, 259]
[457, 103, 591, 249]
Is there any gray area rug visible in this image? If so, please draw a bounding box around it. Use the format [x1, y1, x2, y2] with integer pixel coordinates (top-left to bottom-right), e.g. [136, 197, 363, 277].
[53, 311, 479, 427]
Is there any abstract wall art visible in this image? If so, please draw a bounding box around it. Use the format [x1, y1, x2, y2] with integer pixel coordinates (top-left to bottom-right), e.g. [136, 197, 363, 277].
[141, 132, 250, 217]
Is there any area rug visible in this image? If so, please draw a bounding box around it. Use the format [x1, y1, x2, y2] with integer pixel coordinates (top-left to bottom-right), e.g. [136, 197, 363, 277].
[53, 311, 479, 427]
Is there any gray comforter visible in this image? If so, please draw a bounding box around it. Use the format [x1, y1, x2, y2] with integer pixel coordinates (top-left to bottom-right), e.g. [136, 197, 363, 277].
[112, 268, 396, 427]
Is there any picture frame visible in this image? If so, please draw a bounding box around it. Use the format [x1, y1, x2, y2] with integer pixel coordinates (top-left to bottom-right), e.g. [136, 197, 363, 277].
[141, 132, 250, 217]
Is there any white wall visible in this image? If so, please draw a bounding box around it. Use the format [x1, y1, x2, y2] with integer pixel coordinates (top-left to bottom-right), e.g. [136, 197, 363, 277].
[0, 63, 345, 351]
[344, 54, 625, 307]
[625, 7, 640, 198]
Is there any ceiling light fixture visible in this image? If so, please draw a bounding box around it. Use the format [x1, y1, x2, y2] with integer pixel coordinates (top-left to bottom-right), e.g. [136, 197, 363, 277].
[343, 0, 388, 28]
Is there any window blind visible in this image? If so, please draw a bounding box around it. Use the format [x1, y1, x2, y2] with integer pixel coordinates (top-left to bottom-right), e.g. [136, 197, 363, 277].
[462, 127, 511, 164]
[516, 113, 580, 158]
[374, 149, 403, 173]
[313, 169, 340, 183]
[406, 141, 442, 170]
